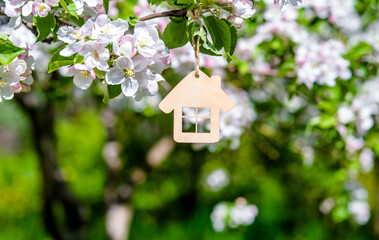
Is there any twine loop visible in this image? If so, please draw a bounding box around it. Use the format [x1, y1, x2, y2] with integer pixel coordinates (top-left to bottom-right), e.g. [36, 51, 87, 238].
[191, 8, 202, 78]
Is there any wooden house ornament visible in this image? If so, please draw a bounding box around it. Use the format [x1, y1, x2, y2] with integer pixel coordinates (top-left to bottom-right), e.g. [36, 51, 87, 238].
[159, 70, 235, 143]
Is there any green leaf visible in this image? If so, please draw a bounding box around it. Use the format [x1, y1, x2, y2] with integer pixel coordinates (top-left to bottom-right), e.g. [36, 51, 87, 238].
[228, 22, 238, 56]
[34, 13, 56, 42]
[67, 15, 85, 27]
[203, 17, 237, 60]
[162, 21, 188, 49]
[215, 19, 231, 53]
[0, 39, 25, 65]
[203, 16, 223, 50]
[48, 45, 82, 73]
[103, 85, 122, 103]
[177, 0, 195, 4]
[194, 29, 222, 56]
[127, 16, 140, 26]
[59, 0, 78, 18]
[103, 0, 109, 14]
[201, 0, 215, 6]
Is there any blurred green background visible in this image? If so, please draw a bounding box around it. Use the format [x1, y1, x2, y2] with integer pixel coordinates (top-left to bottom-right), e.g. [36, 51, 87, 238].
[1, 0, 379, 239]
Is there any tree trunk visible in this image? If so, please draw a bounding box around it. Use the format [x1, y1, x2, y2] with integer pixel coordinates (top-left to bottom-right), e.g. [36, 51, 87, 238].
[16, 93, 85, 240]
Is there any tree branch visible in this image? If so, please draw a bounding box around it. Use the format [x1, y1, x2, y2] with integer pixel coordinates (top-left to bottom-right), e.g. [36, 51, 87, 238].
[139, 9, 187, 21]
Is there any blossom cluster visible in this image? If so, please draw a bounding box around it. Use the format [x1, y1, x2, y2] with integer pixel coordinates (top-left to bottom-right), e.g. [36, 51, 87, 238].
[337, 78, 379, 135]
[211, 197, 258, 231]
[0, 53, 34, 102]
[57, 14, 170, 98]
[295, 40, 352, 88]
[213, 0, 257, 28]
[4, 0, 99, 28]
[303, 0, 361, 33]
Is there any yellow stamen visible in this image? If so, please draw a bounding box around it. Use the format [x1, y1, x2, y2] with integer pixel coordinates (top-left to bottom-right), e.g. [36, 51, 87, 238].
[80, 70, 89, 79]
[138, 37, 149, 47]
[74, 32, 82, 40]
[0, 80, 6, 88]
[125, 69, 135, 77]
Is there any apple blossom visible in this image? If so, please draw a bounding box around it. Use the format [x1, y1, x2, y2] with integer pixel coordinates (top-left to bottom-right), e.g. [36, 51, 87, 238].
[79, 41, 110, 71]
[58, 19, 94, 57]
[105, 56, 140, 97]
[133, 21, 160, 58]
[66, 64, 96, 90]
[92, 14, 129, 42]
[32, 1, 51, 17]
[233, 0, 256, 19]
[113, 35, 137, 58]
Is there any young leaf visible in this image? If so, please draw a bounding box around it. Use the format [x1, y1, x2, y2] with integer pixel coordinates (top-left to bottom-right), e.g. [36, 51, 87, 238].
[48, 45, 81, 73]
[103, 0, 109, 14]
[0, 39, 25, 65]
[177, 0, 195, 4]
[162, 21, 188, 49]
[34, 13, 56, 42]
[59, 0, 78, 18]
[127, 16, 140, 26]
[103, 84, 122, 103]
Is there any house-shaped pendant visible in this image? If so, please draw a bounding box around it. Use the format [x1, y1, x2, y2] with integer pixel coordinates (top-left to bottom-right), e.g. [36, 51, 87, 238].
[159, 70, 235, 143]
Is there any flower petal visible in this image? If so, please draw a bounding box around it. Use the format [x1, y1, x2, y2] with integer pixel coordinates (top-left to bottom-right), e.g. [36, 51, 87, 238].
[3, 72, 20, 85]
[73, 72, 93, 90]
[115, 56, 133, 70]
[105, 67, 125, 85]
[8, 59, 27, 75]
[121, 77, 138, 97]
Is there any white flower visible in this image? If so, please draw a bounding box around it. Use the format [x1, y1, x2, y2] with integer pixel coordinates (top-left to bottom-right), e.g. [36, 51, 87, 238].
[359, 148, 374, 173]
[92, 14, 129, 42]
[275, 0, 302, 10]
[348, 200, 370, 225]
[0, 59, 27, 101]
[79, 41, 110, 71]
[337, 106, 355, 124]
[210, 198, 259, 232]
[58, 20, 93, 44]
[210, 203, 229, 232]
[233, 0, 256, 19]
[45, 0, 60, 6]
[105, 56, 139, 97]
[66, 64, 96, 90]
[345, 135, 364, 154]
[58, 19, 94, 57]
[113, 34, 137, 57]
[133, 21, 159, 58]
[206, 168, 230, 192]
[229, 202, 258, 227]
[32, 1, 51, 17]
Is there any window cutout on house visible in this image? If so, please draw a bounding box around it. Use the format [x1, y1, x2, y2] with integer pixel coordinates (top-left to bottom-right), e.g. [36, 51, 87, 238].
[182, 117, 196, 132]
[182, 107, 196, 117]
[182, 107, 211, 133]
[197, 107, 211, 117]
[197, 118, 211, 133]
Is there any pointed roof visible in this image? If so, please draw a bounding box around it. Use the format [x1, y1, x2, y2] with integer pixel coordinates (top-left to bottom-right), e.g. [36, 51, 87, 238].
[159, 70, 235, 113]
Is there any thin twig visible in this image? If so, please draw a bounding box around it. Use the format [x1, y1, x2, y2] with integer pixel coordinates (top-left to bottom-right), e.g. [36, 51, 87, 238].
[139, 9, 187, 21]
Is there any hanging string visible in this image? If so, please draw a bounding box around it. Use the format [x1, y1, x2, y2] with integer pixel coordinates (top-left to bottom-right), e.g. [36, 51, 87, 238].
[191, 8, 202, 78]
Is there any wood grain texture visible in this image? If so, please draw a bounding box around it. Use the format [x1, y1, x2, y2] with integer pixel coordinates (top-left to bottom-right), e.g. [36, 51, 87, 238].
[159, 70, 235, 143]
